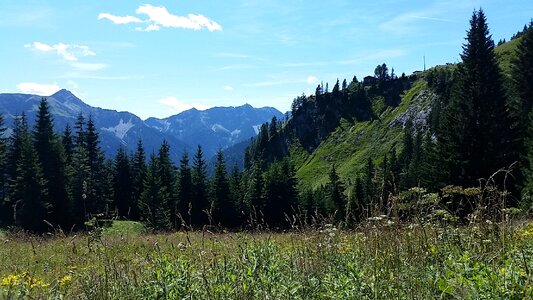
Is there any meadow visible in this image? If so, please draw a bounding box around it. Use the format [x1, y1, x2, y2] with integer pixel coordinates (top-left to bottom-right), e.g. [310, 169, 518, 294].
[1, 219, 532, 299]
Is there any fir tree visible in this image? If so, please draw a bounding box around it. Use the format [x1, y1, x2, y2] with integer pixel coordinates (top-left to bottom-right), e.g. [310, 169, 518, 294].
[327, 164, 345, 221]
[437, 9, 515, 191]
[157, 140, 177, 228]
[210, 150, 235, 227]
[130, 139, 146, 220]
[113, 147, 132, 218]
[0, 114, 7, 226]
[191, 145, 209, 226]
[140, 153, 171, 230]
[33, 98, 70, 229]
[10, 115, 49, 232]
[177, 151, 193, 227]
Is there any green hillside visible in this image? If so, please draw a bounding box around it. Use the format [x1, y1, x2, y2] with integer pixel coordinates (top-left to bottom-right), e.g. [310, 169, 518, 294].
[288, 36, 521, 190]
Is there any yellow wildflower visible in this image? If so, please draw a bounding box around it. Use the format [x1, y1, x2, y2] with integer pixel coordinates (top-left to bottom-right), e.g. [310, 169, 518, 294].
[59, 275, 72, 287]
[1, 274, 20, 287]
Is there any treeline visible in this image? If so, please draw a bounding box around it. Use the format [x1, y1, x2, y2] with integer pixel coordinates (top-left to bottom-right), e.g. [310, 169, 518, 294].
[246, 11, 533, 222]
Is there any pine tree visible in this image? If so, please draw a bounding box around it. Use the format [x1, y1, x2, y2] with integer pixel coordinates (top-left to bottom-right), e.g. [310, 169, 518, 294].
[85, 116, 107, 215]
[176, 151, 193, 227]
[10, 115, 49, 232]
[157, 140, 177, 228]
[62, 124, 74, 165]
[0, 114, 8, 226]
[113, 146, 132, 218]
[262, 159, 298, 227]
[33, 98, 70, 229]
[191, 145, 209, 226]
[69, 144, 90, 228]
[130, 139, 146, 220]
[140, 153, 171, 230]
[437, 9, 515, 191]
[327, 164, 345, 221]
[229, 164, 244, 225]
[211, 150, 235, 227]
[513, 22, 533, 202]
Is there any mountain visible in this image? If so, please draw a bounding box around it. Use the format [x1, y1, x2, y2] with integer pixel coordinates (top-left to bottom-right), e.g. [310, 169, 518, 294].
[0, 90, 283, 163]
[145, 104, 284, 157]
[0, 90, 189, 161]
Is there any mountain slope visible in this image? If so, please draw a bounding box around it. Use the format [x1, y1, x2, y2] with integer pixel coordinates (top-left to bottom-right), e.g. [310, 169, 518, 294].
[145, 104, 284, 157]
[0, 90, 189, 161]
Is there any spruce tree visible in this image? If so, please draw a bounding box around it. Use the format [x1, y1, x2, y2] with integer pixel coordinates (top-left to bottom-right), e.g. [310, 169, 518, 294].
[130, 139, 146, 220]
[85, 116, 106, 215]
[33, 98, 70, 229]
[10, 115, 49, 232]
[211, 150, 234, 227]
[177, 151, 193, 227]
[140, 153, 171, 230]
[327, 164, 345, 221]
[113, 147, 132, 218]
[513, 22, 533, 203]
[157, 140, 177, 228]
[437, 9, 515, 190]
[0, 114, 7, 226]
[191, 145, 209, 226]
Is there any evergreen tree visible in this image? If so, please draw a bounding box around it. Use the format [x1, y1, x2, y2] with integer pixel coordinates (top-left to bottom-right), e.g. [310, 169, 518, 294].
[210, 150, 235, 227]
[0, 114, 7, 226]
[229, 164, 244, 224]
[130, 139, 146, 220]
[246, 162, 264, 223]
[140, 153, 171, 230]
[327, 164, 345, 221]
[176, 151, 193, 227]
[62, 124, 74, 165]
[85, 116, 107, 215]
[113, 147, 132, 218]
[69, 144, 90, 228]
[191, 145, 209, 226]
[437, 9, 515, 192]
[10, 115, 49, 232]
[33, 98, 70, 229]
[363, 157, 375, 217]
[262, 159, 298, 227]
[157, 140, 177, 228]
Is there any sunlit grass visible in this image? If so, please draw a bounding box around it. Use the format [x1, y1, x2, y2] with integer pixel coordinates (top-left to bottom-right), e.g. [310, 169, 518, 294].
[1, 219, 532, 299]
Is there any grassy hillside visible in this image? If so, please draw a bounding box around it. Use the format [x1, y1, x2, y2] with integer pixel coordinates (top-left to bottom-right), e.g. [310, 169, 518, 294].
[292, 80, 428, 189]
[290, 36, 521, 191]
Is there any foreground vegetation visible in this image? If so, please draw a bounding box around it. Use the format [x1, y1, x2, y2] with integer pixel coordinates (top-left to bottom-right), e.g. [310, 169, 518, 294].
[1, 220, 532, 299]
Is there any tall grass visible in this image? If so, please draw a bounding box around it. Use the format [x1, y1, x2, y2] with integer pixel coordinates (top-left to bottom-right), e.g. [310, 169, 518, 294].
[1, 219, 532, 299]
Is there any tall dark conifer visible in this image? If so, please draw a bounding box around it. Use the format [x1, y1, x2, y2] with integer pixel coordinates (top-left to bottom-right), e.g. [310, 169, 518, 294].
[211, 150, 234, 227]
[177, 151, 193, 226]
[191, 145, 208, 226]
[157, 140, 177, 228]
[0, 114, 7, 226]
[140, 153, 170, 230]
[437, 9, 515, 190]
[33, 98, 70, 229]
[130, 139, 146, 220]
[114, 147, 132, 218]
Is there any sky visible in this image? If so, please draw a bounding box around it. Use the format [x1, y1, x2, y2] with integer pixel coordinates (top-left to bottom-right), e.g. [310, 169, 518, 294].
[1, 1, 532, 119]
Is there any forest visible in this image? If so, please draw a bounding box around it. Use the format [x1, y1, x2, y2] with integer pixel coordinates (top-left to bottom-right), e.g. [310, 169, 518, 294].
[0, 10, 532, 233]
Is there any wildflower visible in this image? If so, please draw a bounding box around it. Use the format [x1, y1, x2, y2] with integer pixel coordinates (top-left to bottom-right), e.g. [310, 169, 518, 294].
[1, 274, 20, 287]
[59, 275, 72, 287]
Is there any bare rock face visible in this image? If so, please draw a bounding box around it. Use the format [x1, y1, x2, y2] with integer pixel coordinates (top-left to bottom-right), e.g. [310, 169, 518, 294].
[389, 90, 436, 130]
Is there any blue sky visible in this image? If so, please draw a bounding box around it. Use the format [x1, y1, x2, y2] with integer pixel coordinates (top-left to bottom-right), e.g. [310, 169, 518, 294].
[1, 0, 532, 119]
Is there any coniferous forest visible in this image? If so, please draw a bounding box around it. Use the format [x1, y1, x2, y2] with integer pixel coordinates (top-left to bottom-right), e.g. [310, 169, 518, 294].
[0, 10, 532, 233]
[3, 8, 533, 300]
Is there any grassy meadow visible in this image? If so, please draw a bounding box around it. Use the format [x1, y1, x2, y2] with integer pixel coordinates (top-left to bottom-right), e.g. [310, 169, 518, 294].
[0, 220, 532, 299]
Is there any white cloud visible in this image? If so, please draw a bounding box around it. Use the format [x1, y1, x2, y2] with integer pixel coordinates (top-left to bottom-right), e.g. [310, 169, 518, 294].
[97, 13, 142, 24]
[25, 42, 95, 61]
[16, 82, 60, 95]
[70, 62, 108, 71]
[224, 86, 234, 91]
[158, 97, 213, 113]
[306, 76, 319, 85]
[99, 4, 222, 32]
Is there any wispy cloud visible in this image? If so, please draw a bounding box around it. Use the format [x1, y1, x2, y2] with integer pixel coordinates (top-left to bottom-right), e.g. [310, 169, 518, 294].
[71, 62, 108, 71]
[99, 4, 222, 32]
[159, 96, 213, 113]
[97, 13, 141, 24]
[16, 82, 60, 95]
[224, 86, 234, 91]
[25, 41, 95, 61]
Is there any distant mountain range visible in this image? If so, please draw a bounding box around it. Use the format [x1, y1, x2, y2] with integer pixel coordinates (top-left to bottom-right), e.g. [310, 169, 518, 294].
[0, 89, 283, 163]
